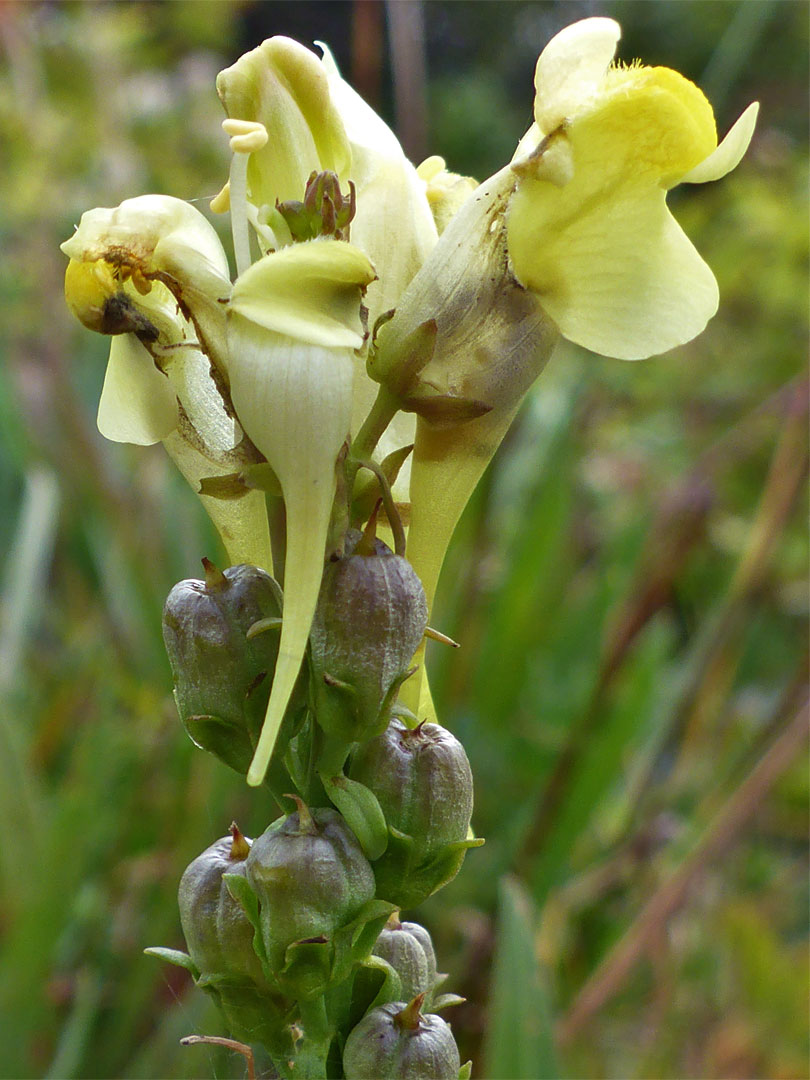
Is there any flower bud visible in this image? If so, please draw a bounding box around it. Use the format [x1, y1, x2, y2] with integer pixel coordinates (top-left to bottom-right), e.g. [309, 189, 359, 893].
[309, 530, 428, 744]
[343, 996, 461, 1080]
[177, 824, 264, 985]
[245, 803, 378, 998]
[162, 561, 300, 776]
[349, 719, 482, 909]
[416, 155, 478, 236]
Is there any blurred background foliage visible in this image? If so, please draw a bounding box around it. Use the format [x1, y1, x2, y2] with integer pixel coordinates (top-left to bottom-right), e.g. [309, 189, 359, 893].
[0, 1, 806, 1078]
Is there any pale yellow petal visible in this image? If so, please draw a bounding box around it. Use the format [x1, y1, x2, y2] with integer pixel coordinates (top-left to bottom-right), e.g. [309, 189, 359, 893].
[508, 175, 718, 359]
[229, 240, 375, 348]
[533, 17, 620, 134]
[508, 66, 724, 359]
[61, 195, 230, 280]
[318, 42, 439, 327]
[97, 334, 178, 445]
[217, 36, 351, 209]
[226, 318, 355, 785]
[680, 101, 759, 185]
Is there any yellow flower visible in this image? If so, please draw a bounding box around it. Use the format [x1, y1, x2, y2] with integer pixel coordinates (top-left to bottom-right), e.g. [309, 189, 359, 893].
[384, 16, 757, 716]
[62, 188, 376, 787]
[216, 37, 438, 500]
[61, 196, 273, 570]
[507, 16, 759, 359]
[61, 20, 759, 764]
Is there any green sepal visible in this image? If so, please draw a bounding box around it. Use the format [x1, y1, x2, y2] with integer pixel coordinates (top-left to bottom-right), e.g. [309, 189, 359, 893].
[331, 899, 397, 989]
[280, 938, 335, 1001]
[247, 616, 283, 638]
[198, 462, 282, 499]
[144, 946, 199, 979]
[199, 973, 296, 1061]
[433, 992, 466, 1012]
[373, 832, 484, 910]
[389, 702, 420, 729]
[222, 870, 270, 974]
[350, 443, 414, 524]
[197, 474, 256, 501]
[437, 835, 486, 857]
[322, 774, 389, 860]
[183, 713, 254, 774]
[368, 317, 437, 397]
[361, 954, 403, 1012]
[240, 461, 283, 495]
[459, 1061, 473, 1079]
[387, 826, 415, 851]
[322, 671, 356, 695]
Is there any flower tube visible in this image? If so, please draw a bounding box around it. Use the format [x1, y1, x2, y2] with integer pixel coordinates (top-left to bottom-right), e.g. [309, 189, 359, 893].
[226, 239, 376, 785]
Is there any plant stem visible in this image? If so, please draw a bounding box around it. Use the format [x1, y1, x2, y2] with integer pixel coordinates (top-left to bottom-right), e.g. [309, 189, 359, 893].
[347, 384, 401, 496]
[296, 994, 334, 1080]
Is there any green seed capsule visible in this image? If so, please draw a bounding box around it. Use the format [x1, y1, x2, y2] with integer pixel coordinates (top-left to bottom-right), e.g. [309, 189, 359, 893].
[343, 996, 461, 1080]
[163, 561, 301, 775]
[349, 718, 481, 909]
[246, 803, 377, 997]
[177, 824, 265, 986]
[309, 530, 428, 743]
[372, 916, 439, 1003]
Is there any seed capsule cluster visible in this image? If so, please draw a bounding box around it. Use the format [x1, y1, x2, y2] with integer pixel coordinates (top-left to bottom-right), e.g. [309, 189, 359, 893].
[153, 539, 479, 1078]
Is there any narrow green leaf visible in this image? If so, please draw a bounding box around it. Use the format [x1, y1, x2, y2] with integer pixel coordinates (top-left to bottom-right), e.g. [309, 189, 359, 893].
[483, 876, 560, 1080]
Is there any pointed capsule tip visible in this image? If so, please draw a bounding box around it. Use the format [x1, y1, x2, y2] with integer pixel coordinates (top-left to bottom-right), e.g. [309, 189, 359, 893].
[228, 822, 250, 861]
[201, 557, 229, 591]
[395, 993, 426, 1031]
[356, 500, 382, 556]
[283, 794, 317, 834]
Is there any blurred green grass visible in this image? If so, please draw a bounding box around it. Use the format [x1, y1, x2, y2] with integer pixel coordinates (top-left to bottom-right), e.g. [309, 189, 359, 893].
[0, 2, 806, 1078]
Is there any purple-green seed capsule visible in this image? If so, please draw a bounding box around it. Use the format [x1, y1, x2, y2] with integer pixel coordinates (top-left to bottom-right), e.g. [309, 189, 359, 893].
[343, 996, 461, 1079]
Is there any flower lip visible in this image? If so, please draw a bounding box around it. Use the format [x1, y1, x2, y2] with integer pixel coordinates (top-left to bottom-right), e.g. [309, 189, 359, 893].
[229, 238, 376, 349]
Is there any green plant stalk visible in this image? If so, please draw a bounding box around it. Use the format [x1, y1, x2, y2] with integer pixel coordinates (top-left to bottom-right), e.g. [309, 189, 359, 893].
[346, 384, 402, 500]
[294, 995, 334, 1080]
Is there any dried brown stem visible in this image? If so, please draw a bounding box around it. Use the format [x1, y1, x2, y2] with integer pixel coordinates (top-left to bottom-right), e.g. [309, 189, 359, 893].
[180, 1035, 256, 1080]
